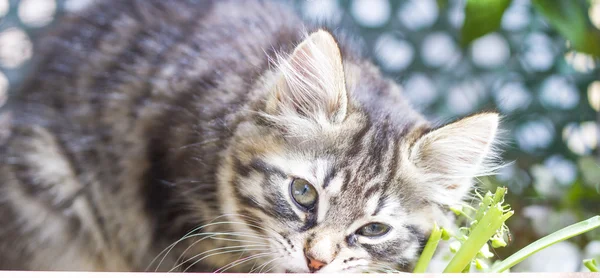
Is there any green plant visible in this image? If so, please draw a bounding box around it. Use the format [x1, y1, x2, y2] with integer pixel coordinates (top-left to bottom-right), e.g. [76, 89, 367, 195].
[584, 259, 599, 272]
[413, 187, 600, 273]
[461, 0, 600, 57]
[413, 223, 443, 273]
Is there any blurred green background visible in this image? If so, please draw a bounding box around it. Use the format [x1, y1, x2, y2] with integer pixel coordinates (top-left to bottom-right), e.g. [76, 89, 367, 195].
[0, 0, 599, 272]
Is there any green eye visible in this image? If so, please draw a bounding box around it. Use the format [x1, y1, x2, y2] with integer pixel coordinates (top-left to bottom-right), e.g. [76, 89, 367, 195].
[356, 223, 391, 237]
[290, 178, 318, 210]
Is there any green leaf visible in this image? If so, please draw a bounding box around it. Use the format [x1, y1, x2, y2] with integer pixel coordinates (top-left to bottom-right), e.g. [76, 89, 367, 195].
[461, 0, 513, 45]
[413, 223, 443, 273]
[489, 216, 600, 273]
[532, 0, 600, 57]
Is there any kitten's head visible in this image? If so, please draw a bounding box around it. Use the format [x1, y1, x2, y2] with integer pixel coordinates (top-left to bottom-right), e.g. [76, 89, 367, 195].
[219, 30, 500, 273]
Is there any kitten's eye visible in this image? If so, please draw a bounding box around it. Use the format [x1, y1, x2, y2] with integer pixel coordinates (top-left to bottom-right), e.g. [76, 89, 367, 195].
[290, 178, 318, 210]
[356, 223, 391, 237]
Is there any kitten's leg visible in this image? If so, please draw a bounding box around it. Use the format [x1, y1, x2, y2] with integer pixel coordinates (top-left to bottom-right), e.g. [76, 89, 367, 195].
[0, 125, 130, 271]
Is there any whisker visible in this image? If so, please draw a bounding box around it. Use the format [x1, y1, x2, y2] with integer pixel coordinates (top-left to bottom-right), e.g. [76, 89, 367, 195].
[148, 213, 284, 272]
[173, 232, 274, 268]
[173, 237, 271, 271]
[252, 257, 281, 273]
[368, 262, 400, 273]
[148, 221, 231, 271]
[207, 236, 268, 244]
[149, 219, 272, 271]
[263, 262, 280, 273]
[214, 253, 275, 273]
[181, 249, 272, 273]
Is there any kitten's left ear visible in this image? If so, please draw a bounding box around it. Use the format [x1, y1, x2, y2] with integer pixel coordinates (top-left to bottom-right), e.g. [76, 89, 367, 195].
[266, 30, 348, 128]
[409, 113, 501, 205]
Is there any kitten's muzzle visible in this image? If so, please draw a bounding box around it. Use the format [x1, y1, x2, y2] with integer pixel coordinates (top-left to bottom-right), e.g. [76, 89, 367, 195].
[305, 253, 327, 273]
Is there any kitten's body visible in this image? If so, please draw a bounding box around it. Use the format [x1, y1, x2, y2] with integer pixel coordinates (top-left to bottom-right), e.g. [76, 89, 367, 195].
[0, 0, 499, 273]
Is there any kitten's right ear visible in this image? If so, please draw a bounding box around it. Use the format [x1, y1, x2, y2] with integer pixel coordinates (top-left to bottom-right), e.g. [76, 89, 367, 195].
[264, 30, 348, 133]
[409, 113, 501, 205]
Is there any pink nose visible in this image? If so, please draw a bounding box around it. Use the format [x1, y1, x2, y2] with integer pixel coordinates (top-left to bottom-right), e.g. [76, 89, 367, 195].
[305, 253, 327, 273]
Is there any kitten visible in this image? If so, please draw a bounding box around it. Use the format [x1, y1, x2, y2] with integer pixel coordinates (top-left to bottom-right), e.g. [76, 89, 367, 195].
[0, 0, 500, 273]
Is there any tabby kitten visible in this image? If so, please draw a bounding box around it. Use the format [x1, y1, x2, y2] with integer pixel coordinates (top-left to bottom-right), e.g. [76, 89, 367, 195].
[0, 0, 500, 273]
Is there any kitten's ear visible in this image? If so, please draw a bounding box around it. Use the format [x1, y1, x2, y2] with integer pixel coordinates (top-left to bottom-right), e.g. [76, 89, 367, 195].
[409, 113, 500, 204]
[266, 30, 348, 128]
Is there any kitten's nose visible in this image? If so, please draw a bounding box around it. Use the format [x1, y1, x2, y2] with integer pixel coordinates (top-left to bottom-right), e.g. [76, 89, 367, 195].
[305, 253, 327, 273]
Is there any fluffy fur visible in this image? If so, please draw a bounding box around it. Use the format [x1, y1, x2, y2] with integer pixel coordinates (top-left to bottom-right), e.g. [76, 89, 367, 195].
[0, 0, 500, 273]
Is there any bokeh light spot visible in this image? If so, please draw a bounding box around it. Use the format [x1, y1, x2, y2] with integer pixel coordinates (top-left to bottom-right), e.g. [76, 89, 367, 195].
[588, 81, 600, 112]
[501, 0, 530, 31]
[540, 75, 579, 110]
[397, 0, 438, 30]
[590, 0, 600, 29]
[516, 118, 555, 153]
[446, 79, 485, 115]
[564, 51, 596, 73]
[544, 155, 577, 187]
[0, 71, 8, 107]
[494, 81, 532, 113]
[0, 27, 33, 69]
[351, 0, 390, 28]
[302, 0, 342, 24]
[18, 0, 56, 27]
[374, 33, 414, 72]
[447, 0, 465, 29]
[421, 32, 460, 68]
[471, 33, 510, 69]
[562, 122, 599, 155]
[0, 0, 9, 18]
[402, 73, 437, 108]
[520, 33, 555, 72]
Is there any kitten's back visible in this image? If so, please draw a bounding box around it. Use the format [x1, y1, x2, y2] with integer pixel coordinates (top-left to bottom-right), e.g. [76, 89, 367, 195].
[0, 0, 304, 270]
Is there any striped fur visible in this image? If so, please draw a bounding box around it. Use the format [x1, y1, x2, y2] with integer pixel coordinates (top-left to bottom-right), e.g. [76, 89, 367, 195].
[0, 0, 500, 273]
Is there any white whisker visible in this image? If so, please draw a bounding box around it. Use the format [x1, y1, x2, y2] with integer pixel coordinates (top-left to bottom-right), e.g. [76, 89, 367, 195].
[148, 213, 285, 273]
[149, 217, 274, 271]
[179, 248, 272, 273]
[172, 232, 274, 270]
[214, 252, 275, 273]
[252, 256, 280, 273]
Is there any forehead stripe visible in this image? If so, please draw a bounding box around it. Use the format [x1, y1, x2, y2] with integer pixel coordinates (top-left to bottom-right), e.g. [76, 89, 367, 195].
[249, 158, 286, 178]
[363, 182, 381, 199]
[322, 167, 337, 188]
[340, 168, 352, 192]
[383, 140, 400, 187]
[345, 117, 372, 160]
[372, 195, 386, 216]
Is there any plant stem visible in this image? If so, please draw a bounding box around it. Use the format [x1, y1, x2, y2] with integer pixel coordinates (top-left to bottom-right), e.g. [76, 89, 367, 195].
[413, 223, 442, 273]
[443, 204, 513, 273]
[583, 259, 598, 272]
[489, 215, 600, 273]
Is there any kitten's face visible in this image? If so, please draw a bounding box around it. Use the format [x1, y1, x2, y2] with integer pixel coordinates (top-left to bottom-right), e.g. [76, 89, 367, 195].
[225, 121, 432, 273]
[219, 30, 499, 273]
